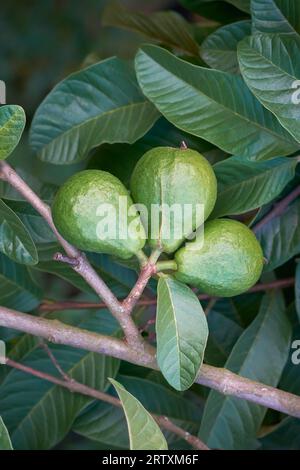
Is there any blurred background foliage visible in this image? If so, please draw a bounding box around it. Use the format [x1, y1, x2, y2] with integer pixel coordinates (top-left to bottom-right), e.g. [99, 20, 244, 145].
[1, 0, 175, 116]
[1, 0, 248, 186]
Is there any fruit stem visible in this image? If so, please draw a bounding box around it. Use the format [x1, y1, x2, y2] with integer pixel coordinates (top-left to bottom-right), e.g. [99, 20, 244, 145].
[156, 260, 178, 272]
[149, 247, 162, 264]
[180, 140, 188, 150]
[135, 249, 149, 267]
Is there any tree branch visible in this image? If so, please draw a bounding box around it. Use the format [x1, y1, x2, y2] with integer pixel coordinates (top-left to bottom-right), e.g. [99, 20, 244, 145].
[122, 249, 161, 313]
[39, 339, 72, 382]
[0, 306, 155, 366]
[5, 357, 209, 451]
[0, 160, 144, 349]
[253, 185, 300, 232]
[1, 306, 300, 419]
[39, 277, 295, 312]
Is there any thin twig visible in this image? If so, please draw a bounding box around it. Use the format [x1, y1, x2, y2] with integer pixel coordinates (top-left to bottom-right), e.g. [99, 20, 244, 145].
[39, 277, 295, 312]
[0, 160, 144, 350]
[253, 185, 300, 232]
[180, 140, 188, 150]
[53, 253, 79, 267]
[39, 339, 72, 382]
[204, 298, 217, 316]
[155, 416, 209, 450]
[122, 249, 161, 314]
[1, 306, 300, 419]
[5, 357, 209, 451]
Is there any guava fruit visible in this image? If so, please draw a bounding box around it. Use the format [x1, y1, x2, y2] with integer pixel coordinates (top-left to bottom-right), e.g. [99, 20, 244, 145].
[174, 218, 264, 297]
[52, 170, 145, 259]
[130, 146, 217, 253]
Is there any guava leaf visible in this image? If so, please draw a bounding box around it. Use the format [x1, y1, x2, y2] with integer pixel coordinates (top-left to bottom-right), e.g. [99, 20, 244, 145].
[255, 199, 300, 271]
[109, 378, 168, 450]
[135, 45, 299, 160]
[0, 253, 42, 311]
[0, 311, 120, 450]
[201, 20, 251, 73]
[212, 156, 297, 218]
[156, 277, 208, 391]
[296, 263, 300, 323]
[0, 417, 13, 450]
[0, 105, 25, 160]
[199, 291, 291, 449]
[251, 0, 300, 35]
[0, 199, 38, 265]
[74, 375, 200, 449]
[238, 34, 300, 143]
[30, 58, 159, 164]
[103, 1, 199, 56]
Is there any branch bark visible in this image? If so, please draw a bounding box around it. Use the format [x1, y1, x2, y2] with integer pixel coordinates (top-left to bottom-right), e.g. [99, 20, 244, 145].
[253, 185, 300, 232]
[122, 249, 161, 313]
[39, 277, 295, 312]
[1, 306, 300, 419]
[5, 357, 209, 451]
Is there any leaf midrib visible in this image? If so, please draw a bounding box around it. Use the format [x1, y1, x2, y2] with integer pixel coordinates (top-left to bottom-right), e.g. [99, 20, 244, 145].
[242, 36, 299, 84]
[140, 48, 297, 146]
[215, 159, 295, 197]
[203, 293, 277, 443]
[36, 101, 152, 154]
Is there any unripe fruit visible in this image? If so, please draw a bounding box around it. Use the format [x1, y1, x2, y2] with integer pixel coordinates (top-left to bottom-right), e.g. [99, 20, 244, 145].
[52, 170, 145, 259]
[175, 219, 264, 297]
[130, 146, 217, 253]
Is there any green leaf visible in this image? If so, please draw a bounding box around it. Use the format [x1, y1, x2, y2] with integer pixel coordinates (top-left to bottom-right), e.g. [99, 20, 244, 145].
[0, 253, 42, 311]
[88, 116, 213, 187]
[0, 199, 38, 265]
[88, 253, 138, 295]
[29, 58, 159, 165]
[296, 263, 300, 323]
[5, 200, 56, 244]
[251, 0, 300, 35]
[205, 301, 244, 366]
[201, 20, 251, 73]
[238, 34, 300, 143]
[260, 417, 300, 449]
[0, 105, 25, 160]
[255, 199, 300, 271]
[0, 417, 13, 450]
[74, 374, 201, 449]
[135, 45, 299, 160]
[260, 321, 300, 449]
[156, 277, 208, 391]
[109, 378, 168, 450]
[102, 1, 199, 56]
[0, 310, 120, 449]
[33, 260, 94, 294]
[279, 322, 300, 396]
[0, 167, 57, 203]
[211, 155, 297, 218]
[199, 291, 291, 449]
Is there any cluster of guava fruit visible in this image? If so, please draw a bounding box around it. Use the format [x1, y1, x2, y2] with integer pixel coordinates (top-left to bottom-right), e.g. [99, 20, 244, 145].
[52, 146, 263, 297]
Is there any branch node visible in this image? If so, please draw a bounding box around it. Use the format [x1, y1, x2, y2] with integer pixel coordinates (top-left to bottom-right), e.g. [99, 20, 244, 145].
[53, 252, 80, 267]
[180, 140, 188, 150]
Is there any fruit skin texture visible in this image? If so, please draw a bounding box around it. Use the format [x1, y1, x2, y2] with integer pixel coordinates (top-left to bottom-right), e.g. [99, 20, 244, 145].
[130, 146, 217, 254]
[175, 219, 264, 297]
[52, 170, 145, 259]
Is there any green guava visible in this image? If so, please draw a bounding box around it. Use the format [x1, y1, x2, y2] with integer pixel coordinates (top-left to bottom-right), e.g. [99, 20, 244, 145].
[174, 218, 264, 297]
[52, 170, 145, 259]
[130, 146, 217, 253]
